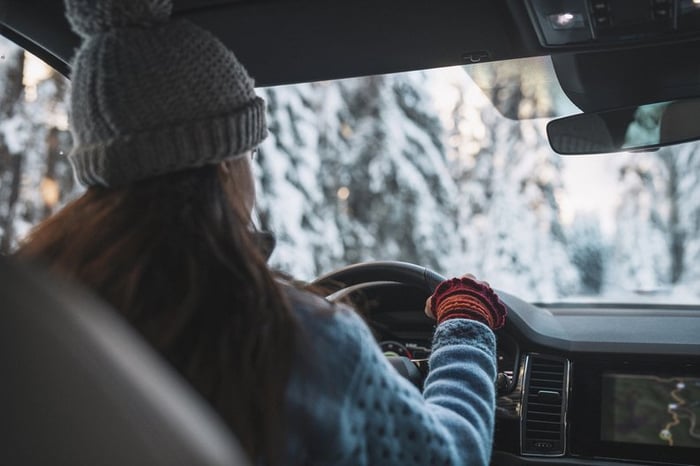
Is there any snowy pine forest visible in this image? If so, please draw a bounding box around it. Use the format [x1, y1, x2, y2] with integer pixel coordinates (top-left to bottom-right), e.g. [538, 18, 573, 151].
[1, 36, 699, 302]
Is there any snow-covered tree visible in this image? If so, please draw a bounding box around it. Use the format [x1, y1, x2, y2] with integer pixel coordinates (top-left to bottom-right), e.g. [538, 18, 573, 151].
[611, 154, 670, 290]
[440, 64, 578, 300]
[0, 37, 75, 253]
[255, 82, 344, 278]
[568, 215, 607, 294]
[673, 143, 700, 288]
[257, 73, 461, 279]
[0, 42, 25, 252]
[2, 34, 697, 302]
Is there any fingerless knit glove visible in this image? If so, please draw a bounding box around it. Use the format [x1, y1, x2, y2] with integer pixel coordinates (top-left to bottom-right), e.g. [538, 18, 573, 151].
[429, 277, 507, 330]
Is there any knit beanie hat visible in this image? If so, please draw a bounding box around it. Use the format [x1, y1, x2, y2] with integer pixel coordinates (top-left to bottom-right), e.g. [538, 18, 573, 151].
[65, 0, 267, 187]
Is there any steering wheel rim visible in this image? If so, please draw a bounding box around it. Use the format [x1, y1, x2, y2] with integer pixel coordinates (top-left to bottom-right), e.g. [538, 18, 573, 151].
[312, 261, 445, 388]
[311, 260, 446, 296]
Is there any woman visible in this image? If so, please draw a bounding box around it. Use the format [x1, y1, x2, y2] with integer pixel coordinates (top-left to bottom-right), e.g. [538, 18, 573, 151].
[19, 0, 507, 465]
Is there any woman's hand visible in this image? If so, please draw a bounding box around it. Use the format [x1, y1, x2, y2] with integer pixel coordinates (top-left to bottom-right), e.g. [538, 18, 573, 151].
[424, 274, 507, 330]
[424, 273, 480, 319]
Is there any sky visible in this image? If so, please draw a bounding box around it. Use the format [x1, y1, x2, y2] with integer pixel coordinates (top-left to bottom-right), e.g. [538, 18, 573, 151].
[559, 155, 620, 236]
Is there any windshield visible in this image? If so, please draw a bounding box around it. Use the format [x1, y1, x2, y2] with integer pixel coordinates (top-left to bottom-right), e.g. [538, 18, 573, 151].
[255, 57, 700, 304]
[2, 37, 699, 305]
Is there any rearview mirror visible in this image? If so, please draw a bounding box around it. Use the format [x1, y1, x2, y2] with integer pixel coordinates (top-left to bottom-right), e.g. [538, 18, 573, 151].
[546, 97, 700, 155]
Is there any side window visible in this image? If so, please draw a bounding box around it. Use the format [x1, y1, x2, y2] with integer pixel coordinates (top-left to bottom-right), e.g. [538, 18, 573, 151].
[0, 36, 81, 253]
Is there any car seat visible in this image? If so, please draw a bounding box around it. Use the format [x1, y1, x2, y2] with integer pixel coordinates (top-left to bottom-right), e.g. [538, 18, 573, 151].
[0, 257, 250, 466]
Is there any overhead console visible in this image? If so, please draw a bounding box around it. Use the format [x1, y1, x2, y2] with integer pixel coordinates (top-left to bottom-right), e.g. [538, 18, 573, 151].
[526, 0, 700, 47]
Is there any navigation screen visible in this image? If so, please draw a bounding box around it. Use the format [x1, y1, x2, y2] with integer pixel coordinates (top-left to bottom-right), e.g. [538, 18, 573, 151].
[601, 374, 700, 448]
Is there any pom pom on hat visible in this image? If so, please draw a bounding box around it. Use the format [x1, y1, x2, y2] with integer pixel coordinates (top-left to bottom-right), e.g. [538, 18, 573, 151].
[66, 0, 172, 37]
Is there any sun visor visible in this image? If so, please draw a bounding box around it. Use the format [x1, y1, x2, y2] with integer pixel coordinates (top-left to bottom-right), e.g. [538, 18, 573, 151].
[551, 40, 700, 112]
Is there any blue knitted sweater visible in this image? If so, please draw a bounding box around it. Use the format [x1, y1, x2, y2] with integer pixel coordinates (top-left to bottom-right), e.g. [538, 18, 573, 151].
[283, 289, 497, 466]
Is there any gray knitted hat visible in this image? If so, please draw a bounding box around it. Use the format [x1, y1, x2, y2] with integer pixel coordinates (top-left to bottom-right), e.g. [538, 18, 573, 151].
[65, 0, 267, 187]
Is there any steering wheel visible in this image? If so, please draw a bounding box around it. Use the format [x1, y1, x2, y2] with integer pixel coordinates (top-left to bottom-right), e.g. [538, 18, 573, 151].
[314, 261, 517, 395]
[311, 260, 446, 301]
[312, 261, 447, 387]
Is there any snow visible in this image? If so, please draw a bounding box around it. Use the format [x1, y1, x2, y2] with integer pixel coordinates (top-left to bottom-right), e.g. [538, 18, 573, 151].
[1, 34, 699, 304]
[0, 115, 26, 153]
[0, 38, 80, 252]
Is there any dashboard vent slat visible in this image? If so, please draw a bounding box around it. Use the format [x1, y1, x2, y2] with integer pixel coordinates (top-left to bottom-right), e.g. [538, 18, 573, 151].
[521, 355, 569, 457]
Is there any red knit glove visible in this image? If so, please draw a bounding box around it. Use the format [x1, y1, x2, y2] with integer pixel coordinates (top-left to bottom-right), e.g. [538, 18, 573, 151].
[428, 276, 507, 330]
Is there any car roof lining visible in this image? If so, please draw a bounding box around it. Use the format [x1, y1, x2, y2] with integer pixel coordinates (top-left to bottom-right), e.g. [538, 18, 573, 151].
[2, 0, 541, 85]
[3, 0, 700, 111]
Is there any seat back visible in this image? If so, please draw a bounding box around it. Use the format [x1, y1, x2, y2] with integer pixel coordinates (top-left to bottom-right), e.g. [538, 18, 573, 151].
[0, 257, 250, 466]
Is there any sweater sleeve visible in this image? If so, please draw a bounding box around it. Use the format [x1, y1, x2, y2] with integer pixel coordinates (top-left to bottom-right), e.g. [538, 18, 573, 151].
[336, 310, 497, 466]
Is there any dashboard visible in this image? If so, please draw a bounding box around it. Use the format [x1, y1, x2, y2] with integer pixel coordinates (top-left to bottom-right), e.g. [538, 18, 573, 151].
[348, 281, 700, 466]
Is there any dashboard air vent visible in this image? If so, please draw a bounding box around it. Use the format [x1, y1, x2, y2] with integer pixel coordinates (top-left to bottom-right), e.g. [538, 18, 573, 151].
[521, 354, 569, 456]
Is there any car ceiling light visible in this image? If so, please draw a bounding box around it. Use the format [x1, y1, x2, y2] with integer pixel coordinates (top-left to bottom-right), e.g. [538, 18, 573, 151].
[556, 13, 574, 24]
[548, 12, 585, 30]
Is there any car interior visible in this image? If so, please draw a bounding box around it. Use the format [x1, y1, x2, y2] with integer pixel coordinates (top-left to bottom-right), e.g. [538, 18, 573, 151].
[2, 0, 700, 465]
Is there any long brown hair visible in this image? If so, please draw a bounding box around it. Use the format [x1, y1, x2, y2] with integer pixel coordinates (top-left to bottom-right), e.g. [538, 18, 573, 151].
[18, 164, 296, 465]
